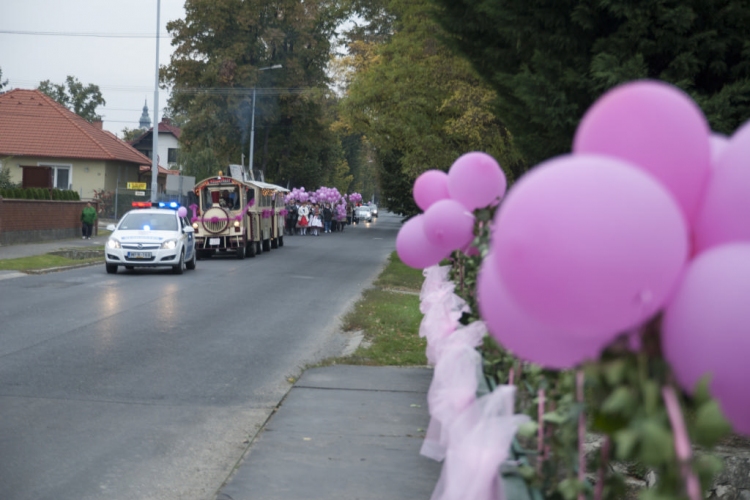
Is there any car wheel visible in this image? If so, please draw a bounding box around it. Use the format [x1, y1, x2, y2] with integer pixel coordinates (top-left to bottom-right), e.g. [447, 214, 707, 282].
[256, 240, 263, 255]
[278, 236, 284, 247]
[271, 237, 278, 249]
[246, 238, 256, 258]
[263, 239, 271, 252]
[172, 251, 185, 275]
[236, 243, 245, 260]
[106, 263, 118, 274]
[186, 249, 197, 270]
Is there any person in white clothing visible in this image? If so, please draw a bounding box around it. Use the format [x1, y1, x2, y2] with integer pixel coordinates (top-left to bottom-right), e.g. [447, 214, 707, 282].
[297, 201, 310, 235]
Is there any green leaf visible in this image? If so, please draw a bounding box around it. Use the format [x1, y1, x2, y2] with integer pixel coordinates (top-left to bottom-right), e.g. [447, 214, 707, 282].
[692, 375, 714, 405]
[543, 410, 569, 425]
[592, 411, 629, 434]
[601, 386, 636, 416]
[643, 380, 660, 416]
[639, 421, 675, 465]
[613, 428, 640, 461]
[603, 359, 628, 385]
[557, 478, 584, 500]
[693, 400, 732, 447]
[517, 421, 538, 439]
[694, 454, 724, 486]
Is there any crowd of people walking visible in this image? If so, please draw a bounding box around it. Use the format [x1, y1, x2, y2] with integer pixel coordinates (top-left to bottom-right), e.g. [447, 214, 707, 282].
[284, 201, 351, 236]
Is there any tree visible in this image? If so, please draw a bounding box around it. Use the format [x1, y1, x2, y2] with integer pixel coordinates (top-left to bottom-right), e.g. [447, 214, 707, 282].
[38, 76, 106, 122]
[177, 147, 224, 182]
[337, 0, 521, 216]
[428, 0, 750, 167]
[0, 67, 8, 93]
[120, 127, 145, 142]
[163, 0, 345, 188]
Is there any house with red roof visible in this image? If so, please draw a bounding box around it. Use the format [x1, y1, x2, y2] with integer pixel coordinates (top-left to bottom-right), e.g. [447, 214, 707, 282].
[129, 116, 182, 170]
[0, 89, 175, 200]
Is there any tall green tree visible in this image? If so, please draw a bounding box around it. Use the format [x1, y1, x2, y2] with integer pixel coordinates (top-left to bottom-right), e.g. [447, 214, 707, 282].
[0, 67, 8, 92]
[429, 0, 750, 166]
[163, 0, 345, 188]
[38, 76, 106, 122]
[338, 0, 521, 216]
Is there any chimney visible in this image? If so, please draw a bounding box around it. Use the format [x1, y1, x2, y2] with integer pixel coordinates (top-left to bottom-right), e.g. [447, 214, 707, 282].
[92, 120, 103, 130]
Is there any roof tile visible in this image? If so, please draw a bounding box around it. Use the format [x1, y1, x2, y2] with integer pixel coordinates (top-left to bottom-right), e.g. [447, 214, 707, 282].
[0, 89, 151, 166]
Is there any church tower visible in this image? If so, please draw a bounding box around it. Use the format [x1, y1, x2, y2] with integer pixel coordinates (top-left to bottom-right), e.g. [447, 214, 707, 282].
[139, 99, 151, 129]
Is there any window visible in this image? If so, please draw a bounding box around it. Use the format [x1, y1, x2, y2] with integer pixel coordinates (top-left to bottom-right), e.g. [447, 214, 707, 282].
[38, 164, 71, 190]
[168, 148, 178, 164]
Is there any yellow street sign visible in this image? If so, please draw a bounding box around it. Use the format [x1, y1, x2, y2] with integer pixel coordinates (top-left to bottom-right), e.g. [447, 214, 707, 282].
[127, 182, 147, 190]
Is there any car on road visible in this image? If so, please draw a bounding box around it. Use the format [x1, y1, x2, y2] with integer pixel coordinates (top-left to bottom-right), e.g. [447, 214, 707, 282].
[369, 204, 378, 218]
[104, 203, 196, 275]
[353, 206, 372, 224]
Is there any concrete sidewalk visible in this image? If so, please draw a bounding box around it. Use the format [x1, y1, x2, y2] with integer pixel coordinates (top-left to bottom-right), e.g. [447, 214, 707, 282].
[0, 219, 113, 261]
[216, 365, 441, 500]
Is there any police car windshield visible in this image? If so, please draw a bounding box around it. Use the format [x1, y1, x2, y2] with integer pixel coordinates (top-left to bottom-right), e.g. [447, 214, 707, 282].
[119, 213, 177, 231]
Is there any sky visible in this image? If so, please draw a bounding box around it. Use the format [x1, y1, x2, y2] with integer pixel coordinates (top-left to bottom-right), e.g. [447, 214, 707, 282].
[0, 0, 186, 137]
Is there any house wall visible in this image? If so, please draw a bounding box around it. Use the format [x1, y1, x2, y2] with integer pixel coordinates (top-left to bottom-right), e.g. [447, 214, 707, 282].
[103, 161, 144, 192]
[133, 132, 180, 169]
[1, 157, 142, 200]
[0, 198, 97, 245]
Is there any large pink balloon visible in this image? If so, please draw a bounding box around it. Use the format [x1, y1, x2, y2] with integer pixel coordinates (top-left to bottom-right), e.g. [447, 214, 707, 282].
[477, 256, 607, 369]
[492, 154, 689, 339]
[662, 243, 750, 435]
[693, 121, 750, 254]
[447, 152, 507, 211]
[413, 170, 450, 211]
[573, 80, 711, 223]
[423, 199, 475, 252]
[396, 215, 450, 269]
[709, 133, 729, 168]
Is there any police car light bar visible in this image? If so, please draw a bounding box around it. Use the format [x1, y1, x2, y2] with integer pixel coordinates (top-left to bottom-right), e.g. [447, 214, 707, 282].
[158, 201, 180, 209]
[132, 201, 152, 208]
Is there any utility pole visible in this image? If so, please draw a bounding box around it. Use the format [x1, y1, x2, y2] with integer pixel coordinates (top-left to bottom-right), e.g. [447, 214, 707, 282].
[150, 0, 161, 203]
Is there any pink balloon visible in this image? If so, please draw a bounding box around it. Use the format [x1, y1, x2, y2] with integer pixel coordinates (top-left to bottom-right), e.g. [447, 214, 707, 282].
[709, 133, 729, 168]
[662, 243, 750, 435]
[492, 154, 689, 339]
[396, 215, 451, 269]
[447, 152, 507, 211]
[477, 256, 607, 370]
[413, 170, 450, 211]
[693, 121, 750, 254]
[423, 199, 475, 252]
[573, 80, 711, 223]
[177, 206, 187, 218]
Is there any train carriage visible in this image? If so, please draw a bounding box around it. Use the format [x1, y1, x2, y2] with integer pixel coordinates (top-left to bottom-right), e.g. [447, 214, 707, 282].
[190, 172, 289, 259]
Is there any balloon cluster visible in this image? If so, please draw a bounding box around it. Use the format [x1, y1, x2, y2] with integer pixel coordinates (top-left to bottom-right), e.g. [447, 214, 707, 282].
[285, 187, 309, 204]
[396, 152, 507, 269]
[399, 79, 750, 435]
[349, 192, 363, 204]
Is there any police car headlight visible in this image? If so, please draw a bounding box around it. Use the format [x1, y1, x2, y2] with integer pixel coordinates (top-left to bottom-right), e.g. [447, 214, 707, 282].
[161, 239, 178, 250]
[233, 221, 240, 227]
[106, 238, 121, 249]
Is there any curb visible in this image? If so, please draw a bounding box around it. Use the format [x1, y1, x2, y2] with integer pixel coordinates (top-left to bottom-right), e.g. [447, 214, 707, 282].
[25, 260, 104, 275]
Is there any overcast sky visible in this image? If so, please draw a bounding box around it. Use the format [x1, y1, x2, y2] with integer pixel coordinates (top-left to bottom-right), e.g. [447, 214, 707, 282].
[0, 0, 186, 137]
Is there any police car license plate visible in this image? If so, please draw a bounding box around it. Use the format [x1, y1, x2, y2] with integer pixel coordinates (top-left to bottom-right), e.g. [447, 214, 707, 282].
[209, 238, 220, 246]
[127, 251, 152, 259]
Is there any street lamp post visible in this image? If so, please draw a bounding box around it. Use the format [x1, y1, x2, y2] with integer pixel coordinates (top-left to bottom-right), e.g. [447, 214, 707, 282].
[248, 64, 282, 181]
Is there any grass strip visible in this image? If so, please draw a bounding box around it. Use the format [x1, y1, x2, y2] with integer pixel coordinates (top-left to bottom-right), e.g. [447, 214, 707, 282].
[333, 252, 427, 366]
[0, 253, 103, 272]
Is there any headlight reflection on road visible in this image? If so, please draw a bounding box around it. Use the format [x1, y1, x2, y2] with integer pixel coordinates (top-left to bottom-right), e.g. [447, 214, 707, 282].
[158, 283, 179, 325]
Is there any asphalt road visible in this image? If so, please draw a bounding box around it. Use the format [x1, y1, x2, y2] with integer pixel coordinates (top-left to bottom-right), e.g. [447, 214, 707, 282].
[0, 212, 402, 500]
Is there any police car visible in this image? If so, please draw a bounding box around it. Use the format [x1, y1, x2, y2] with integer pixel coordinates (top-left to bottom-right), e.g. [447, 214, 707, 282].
[104, 201, 196, 275]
